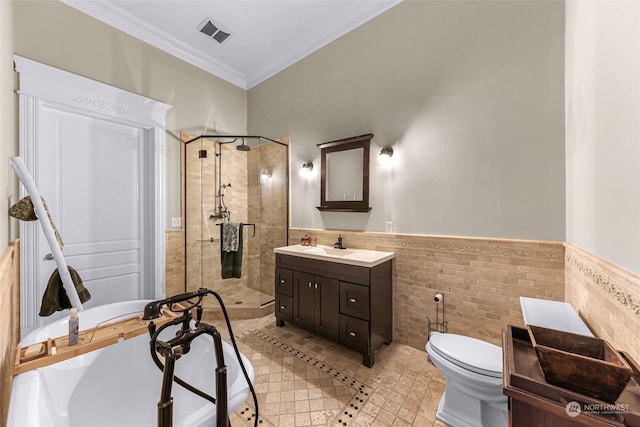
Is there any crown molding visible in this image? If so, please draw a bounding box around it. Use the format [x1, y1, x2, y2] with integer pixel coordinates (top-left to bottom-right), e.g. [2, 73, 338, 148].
[244, 0, 403, 88]
[60, 0, 247, 88]
[60, 0, 402, 90]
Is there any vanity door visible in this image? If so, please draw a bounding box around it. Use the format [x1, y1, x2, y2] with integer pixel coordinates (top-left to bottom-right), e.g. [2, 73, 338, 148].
[314, 275, 339, 341]
[292, 271, 339, 341]
[293, 271, 316, 331]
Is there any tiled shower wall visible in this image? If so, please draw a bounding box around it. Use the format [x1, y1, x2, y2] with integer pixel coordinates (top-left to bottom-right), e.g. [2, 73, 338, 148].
[565, 243, 640, 363]
[289, 229, 565, 349]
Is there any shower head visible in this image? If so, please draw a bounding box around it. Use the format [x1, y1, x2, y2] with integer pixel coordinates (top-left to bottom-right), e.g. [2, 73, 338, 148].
[236, 139, 251, 151]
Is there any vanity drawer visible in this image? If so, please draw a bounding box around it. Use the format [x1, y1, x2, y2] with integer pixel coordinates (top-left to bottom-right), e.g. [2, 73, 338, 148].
[275, 267, 293, 296]
[339, 282, 369, 321]
[339, 314, 369, 352]
[276, 294, 293, 323]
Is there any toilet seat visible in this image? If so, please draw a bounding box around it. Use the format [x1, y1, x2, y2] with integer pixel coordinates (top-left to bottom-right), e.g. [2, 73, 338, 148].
[428, 333, 502, 378]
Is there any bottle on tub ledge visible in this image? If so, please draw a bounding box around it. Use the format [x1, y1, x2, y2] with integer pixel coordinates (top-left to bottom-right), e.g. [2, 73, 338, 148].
[68, 307, 79, 346]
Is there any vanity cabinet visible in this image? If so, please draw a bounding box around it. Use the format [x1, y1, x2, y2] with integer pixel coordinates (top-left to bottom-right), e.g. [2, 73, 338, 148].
[274, 251, 393, 367]
[292, 272, 339, 341]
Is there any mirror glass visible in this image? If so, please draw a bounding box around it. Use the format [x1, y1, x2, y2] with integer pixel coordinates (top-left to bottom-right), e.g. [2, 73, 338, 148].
[326, 148, 364, 201]
[317, 134, 372, 212]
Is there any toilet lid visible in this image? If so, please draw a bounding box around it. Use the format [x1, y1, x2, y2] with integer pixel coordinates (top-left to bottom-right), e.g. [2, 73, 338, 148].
[428, 333, 502, 378]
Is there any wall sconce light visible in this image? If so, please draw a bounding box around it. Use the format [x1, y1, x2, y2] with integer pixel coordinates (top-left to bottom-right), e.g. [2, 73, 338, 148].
[378, 147, 394, 167]
[299, 162, 313, 178]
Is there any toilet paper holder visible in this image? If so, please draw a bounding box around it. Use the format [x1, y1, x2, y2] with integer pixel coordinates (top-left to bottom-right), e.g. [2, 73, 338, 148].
[427, 292, 448, 336]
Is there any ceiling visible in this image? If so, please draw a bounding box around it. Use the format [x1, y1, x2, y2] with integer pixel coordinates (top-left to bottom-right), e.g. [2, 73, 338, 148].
[61, 0, 403, 89]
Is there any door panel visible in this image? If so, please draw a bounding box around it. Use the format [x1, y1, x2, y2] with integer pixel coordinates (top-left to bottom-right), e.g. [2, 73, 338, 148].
[315, 276, 339, 341]
[37, 106, 145, 316]
[293, 271, 315, 330]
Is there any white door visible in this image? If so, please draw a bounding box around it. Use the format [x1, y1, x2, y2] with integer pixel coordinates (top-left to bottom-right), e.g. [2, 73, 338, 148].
[15, 55, 170, 336]
[37, 106, 146, 320]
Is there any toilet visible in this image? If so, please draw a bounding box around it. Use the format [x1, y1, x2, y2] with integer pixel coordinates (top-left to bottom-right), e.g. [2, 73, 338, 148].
[426, 332, 507, 427]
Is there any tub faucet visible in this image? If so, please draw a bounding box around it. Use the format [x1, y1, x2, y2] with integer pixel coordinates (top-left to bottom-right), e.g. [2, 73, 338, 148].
[334, 234, 346, 249]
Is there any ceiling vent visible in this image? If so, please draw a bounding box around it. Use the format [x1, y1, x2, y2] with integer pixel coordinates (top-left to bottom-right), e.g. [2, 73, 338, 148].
[198, 18, 231, 44]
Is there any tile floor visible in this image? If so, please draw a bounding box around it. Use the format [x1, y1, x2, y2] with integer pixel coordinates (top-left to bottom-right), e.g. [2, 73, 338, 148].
[220, 314, 450, 426]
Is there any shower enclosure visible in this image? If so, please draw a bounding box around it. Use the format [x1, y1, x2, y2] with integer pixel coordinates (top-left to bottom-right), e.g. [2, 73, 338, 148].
[183, 134, 288, 316]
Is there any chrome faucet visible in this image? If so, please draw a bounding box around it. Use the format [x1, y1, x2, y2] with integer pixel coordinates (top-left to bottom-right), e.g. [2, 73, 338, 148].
[334, 234, 346, 249]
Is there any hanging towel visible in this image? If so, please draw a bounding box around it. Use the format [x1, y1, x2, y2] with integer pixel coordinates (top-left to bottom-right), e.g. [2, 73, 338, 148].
[39, 266, 91, 316]
[9, 195, 64, 249]
[222, 221, 241, 252]
[221, 225, 243, 279]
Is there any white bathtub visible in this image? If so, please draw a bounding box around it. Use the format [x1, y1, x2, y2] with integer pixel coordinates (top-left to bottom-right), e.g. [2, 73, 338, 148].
[8, 300, 254, 427]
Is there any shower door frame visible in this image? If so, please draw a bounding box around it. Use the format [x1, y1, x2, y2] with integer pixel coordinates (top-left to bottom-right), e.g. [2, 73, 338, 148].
[182, 134, 289, 308]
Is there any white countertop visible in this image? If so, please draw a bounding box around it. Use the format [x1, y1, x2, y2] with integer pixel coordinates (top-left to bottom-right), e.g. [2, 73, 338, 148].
[274, 244, 394, 267]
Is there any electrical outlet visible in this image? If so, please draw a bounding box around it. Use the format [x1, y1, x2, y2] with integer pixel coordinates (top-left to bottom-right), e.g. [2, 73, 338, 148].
[171, 217, 181, 228]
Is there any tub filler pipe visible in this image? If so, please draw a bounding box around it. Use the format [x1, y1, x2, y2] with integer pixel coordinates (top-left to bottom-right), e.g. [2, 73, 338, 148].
[143, 288, 257, 427]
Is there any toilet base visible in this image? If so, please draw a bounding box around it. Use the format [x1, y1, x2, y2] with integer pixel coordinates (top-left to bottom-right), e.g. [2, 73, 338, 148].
[435, 382, 507, 427]
[436, 393, 475, 427]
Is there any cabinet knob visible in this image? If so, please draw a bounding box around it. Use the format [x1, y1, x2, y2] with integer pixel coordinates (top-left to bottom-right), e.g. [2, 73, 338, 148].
[280, 305, 286, 310]
[308, 281, 312, 288]
[349, 331, 356, 337]
[349, 298, 357, 303]
[280, 279, 285, 284]
[315, 283, 318, 289]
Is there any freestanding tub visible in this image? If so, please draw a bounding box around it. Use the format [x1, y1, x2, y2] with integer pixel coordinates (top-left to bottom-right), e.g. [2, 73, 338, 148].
[7, 300, 254, 427]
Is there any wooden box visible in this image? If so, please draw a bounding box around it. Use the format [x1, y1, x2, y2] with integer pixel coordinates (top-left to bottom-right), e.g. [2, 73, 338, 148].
[528, 325, 633, 402]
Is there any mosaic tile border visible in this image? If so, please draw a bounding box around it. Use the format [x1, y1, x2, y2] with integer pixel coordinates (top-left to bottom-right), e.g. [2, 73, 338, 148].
[565, 244, 640, 317]
[289, 229, 565, 261]
[244, 329, 374, 426]
[252, 330, 374, 424]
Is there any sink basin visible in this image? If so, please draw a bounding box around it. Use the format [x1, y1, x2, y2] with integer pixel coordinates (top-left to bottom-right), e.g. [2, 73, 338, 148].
[303, 247, 355, 257]
[274, 244, 394, 267]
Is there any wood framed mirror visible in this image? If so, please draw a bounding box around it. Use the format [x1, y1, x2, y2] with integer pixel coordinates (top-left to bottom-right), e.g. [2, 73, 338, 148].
[317, 134, 372, 212]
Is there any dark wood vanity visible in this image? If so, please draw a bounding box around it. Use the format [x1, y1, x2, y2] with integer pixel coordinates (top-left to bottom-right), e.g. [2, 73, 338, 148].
[274, 248, 393, 367]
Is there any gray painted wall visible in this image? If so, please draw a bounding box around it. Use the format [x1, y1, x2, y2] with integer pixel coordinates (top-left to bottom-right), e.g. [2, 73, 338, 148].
[249, 0, 565, 240]
[566, 0, 640, 275]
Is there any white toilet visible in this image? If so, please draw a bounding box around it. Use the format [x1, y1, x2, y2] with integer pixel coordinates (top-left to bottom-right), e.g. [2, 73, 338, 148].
[426, 332, 507, 427]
